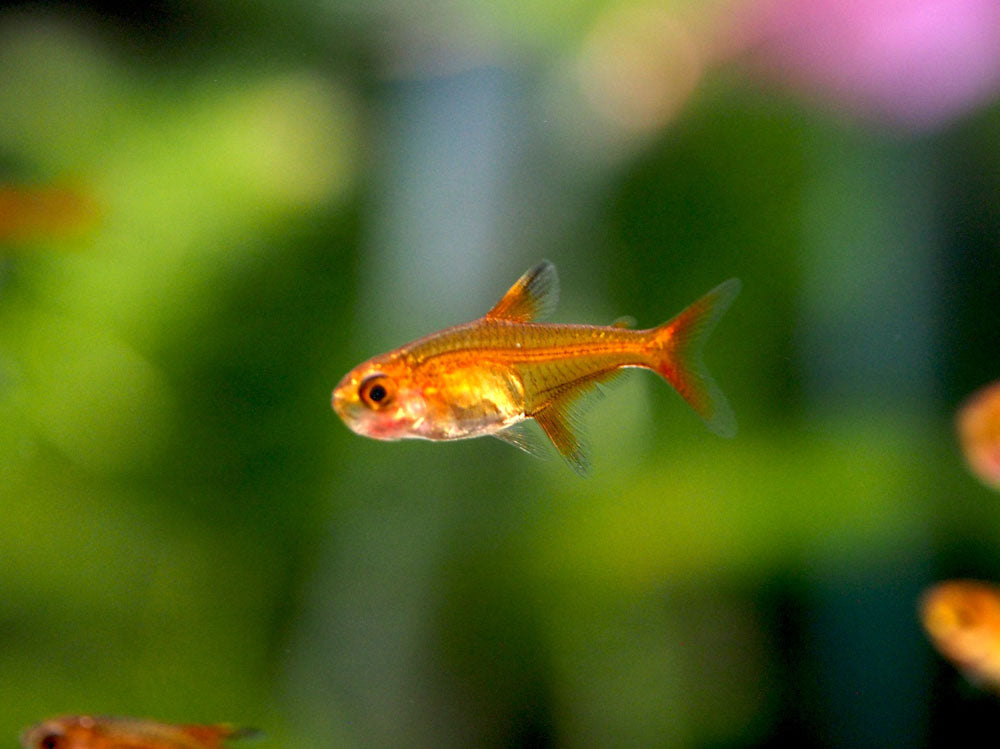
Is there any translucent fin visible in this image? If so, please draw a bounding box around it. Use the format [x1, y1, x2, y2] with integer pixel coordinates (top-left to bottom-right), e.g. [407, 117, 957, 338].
[485, 260, 559, 322]
[491, 422, 549, 459]
[226, 727, 264, 743]
[534, 398, 591, 476]
[649, 278, 741, 438]
[611, 315, 637, 329]
[522, 363, 627, 475]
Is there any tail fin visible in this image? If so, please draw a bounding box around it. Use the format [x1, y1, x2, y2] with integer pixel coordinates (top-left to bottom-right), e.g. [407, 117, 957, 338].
[648, 278, 741, 438]
[225, 726, 264, 743]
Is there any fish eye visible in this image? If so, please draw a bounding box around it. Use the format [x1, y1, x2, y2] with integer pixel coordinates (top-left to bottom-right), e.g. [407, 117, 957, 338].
[39, 735, 62, 749]
[359, 374, 396, 409]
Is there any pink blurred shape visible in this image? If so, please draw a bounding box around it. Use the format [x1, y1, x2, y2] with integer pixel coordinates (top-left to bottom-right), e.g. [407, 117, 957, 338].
[731, 0, 1000, 129]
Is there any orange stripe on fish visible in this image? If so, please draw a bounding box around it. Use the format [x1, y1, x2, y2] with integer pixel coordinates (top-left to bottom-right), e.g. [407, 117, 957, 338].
[332, 260, 740, 474]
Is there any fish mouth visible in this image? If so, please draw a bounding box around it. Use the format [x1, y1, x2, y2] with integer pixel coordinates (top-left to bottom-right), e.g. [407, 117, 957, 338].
[333, 385, 385, 437]
[20, 723, 63, 748]
[331, 387, 413, 440]
[331, 387, 356, 421]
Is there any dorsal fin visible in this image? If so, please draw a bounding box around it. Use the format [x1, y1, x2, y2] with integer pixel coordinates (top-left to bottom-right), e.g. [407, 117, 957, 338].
[611, 315, 636, 329]
[485, 260, 559, 322]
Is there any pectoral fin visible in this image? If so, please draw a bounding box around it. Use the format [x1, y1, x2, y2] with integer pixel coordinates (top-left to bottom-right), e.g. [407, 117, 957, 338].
[491, 422, 549, 459]
[485, 260, 559, 322]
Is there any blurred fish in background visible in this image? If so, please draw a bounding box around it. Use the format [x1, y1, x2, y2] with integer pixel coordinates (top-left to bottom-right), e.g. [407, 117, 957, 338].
[921, 580, 1000, 692]
[1, 0, 1000, 747]
[20, 715, 256, 749]
[0, 182, 100, 245]
[957, 381, 1000, 490]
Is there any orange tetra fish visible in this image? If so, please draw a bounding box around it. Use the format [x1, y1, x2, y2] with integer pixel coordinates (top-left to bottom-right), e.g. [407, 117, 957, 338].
[332, 260, 740, 473]
[20, 715, 256, 749]
[921, 580, 1000, 691]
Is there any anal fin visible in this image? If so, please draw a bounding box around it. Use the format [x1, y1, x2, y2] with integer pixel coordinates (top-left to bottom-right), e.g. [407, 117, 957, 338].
[534, 400, 590, 476]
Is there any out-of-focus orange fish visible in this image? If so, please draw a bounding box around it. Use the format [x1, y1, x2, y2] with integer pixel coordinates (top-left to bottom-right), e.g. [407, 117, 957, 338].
[20, 715, 256, 749]
[332, 260, 740, 473]
[921, 580, 1000, 691]
[957, 381, 1000, 490]
[0, 183, 100, 243]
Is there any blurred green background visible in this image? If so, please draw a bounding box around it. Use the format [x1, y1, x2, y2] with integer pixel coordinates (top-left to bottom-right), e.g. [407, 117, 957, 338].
[2, 0, 1000, 746]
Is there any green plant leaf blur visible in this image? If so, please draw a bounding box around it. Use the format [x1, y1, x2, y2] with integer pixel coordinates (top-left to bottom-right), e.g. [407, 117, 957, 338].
[2, 1, 1000, 747]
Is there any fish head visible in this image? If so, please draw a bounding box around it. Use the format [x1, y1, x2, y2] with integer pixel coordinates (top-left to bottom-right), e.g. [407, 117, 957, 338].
[21, 716, 94, 749]
[921, 581, 1000, 668]
[332, 355, 427, 440]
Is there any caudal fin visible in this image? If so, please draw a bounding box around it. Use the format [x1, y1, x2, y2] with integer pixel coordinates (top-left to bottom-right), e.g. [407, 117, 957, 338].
[648, 278, 741, 438]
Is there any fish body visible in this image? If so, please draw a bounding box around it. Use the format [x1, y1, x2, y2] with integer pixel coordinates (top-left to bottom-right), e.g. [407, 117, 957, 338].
[332, 261, 740, 473]
[20, 716, 253, 749]
[921, 580, 1000, 690]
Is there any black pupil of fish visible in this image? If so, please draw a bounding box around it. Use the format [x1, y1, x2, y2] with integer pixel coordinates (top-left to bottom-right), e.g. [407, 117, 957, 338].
[41, 737, 59, 749]
[368, 383, 387, 403]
